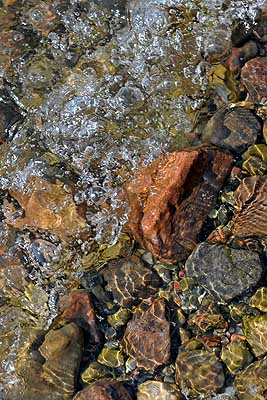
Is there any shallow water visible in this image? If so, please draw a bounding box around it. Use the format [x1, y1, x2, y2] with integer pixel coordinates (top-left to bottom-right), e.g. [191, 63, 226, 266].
[0, 0, 267, 398]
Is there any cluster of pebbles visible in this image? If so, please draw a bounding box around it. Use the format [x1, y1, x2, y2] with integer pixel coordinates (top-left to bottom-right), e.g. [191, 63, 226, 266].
[2, 1, 267, 400]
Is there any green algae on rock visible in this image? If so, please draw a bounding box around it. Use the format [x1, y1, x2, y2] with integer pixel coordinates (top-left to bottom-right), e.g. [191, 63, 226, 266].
[185, 243, 263, 303]
[234, 357, 267, 400]
[81, 362, 112, 385]
[175, 349, 225, 397]
[242, 144, 267, 176]
[221, 341, 253, 375]
[249, 287, 267, 312]
[243, 315, 267, 356]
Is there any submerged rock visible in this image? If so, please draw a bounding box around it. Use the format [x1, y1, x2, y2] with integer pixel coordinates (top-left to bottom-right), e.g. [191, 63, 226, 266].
[185, 243, 262, 303]
[60, 290, 100, 344]
[73, 378, 133, 400]
[241, 57, 267, 103]
[234, 357, 267, 400]
[137, 380, 182, 400]
[4, 176, 88, 242]
[249, 287, 267, 312]
[224, 41, 258, 74]
[100, 255, 160, 307]
[122, 298, 170, 370]
[175, 349, 225, 397]
[202, 105, 260, 153]
[243, 315, 267, 356]
[231, 175, 267, 238]
[242, 144, 267, 176]
[126, 147, 233, 262]
[221, 341, 253, 375]
[39, 323, 83, 398]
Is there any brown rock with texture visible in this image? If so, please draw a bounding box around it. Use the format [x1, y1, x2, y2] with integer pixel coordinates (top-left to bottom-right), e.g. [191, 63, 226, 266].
[125, 147, 233, 262]
[39, 323, 83, 399]
[60, 290, 101, 343]
[100, 256, 160, 307]
[224, 41, 258, 74]
[232, 175, 267, 237]
[241, 57, 267, 103]
[122, 298, 170, 370]
[4, 176, 87, 242]
[73, 378, 133, 400]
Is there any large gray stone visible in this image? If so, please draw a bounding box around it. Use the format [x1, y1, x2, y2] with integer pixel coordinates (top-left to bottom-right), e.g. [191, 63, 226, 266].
[185, 243, 262, 303]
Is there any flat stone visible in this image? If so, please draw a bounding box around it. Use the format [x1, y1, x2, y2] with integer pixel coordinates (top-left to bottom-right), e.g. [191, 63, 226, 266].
[125, 147, 233, 262]
[175, 349, 225, 397]
[234, 357, 267, 400]
[232, 175, 267, 238]
[203, 105, 260, 153]
[100, 255, 160, 307]
[137, 380, 182, 400]
[243, 315, 267, 356]
[73, 378, 133, 400]
[185, 243, 262, 303]
[122, 298, 170, 370]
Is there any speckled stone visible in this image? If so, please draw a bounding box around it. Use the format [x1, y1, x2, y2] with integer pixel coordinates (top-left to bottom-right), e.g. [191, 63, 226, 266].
[175, 349, 225, 397]
[185, 243, 262, 303]
[137, 380, 182, 400]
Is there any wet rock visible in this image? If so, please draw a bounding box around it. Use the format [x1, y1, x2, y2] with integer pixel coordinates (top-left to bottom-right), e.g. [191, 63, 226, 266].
[185, 243, 262, 303]
[175, 349, 225, 397]
[0, 99, 21, 142]
[60, 290, 100, 343]
[122, 298, 170, 370]
[221, 341, 253, 374]
[4, 176, 88, 242]
[224, 41, 258, 74]
[108, 308, 131, 328]
[125, 147, 233, 262]
[242, 144, 267, 176]
[39, 323, 83, 399]
[202, 105, 260, 153]
[234, 357, 267, 400]
[100, 256, 160, 307]
[137, 380, 182, 400]
[97, 347, 124, 368]
[231, 175, 267, 238]
[188, 311, 227, 333]
[249, 287, 267, 312]
[81, 361, 112, 384]
[73, 378, 133, 400]
[243, 315, 267, 356]
[241, 57, 267, 103]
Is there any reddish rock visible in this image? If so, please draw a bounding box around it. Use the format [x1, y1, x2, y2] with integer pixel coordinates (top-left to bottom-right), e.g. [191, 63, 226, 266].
[122, 298, 170, 370]
[224, 41, 258, 74]
[60, 290, 100, 343]
[73, 379, 133, 400]
[241, 57, 267, 103]
[125, 147, 233, 262]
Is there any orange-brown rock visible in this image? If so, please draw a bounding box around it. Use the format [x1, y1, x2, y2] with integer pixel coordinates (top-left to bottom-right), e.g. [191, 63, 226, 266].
[125, 147, 233, 262]
[232, 175, 267, 237]
[122, 298, 170, 370]
[60, 289, 101, 343]
[4, 176, 88, 242]
[73, 379, 133, 400]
